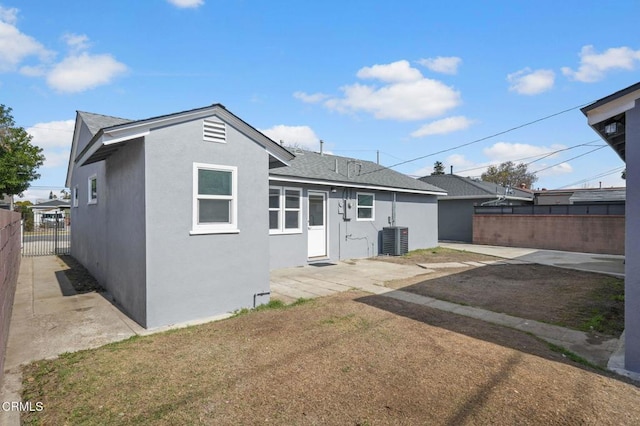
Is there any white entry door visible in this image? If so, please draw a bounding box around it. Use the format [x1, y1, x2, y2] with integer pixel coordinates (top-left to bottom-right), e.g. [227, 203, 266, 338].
[307, 192, 327, 258]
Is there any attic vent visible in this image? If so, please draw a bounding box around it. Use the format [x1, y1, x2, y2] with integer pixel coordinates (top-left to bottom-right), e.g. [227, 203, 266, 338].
[203, 119, 226, 143]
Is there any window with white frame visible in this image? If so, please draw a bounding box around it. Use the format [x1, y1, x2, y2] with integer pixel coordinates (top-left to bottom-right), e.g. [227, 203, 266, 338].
[269, 186, 301, 234]
[88, 175, 97, 204]
[356, 192, 374, 220]
[192, 163, 238, 234]
[73, 185, 79, 207]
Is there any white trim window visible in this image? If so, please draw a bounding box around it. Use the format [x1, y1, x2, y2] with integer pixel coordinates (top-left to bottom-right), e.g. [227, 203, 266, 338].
[73, 185, 79, 207]
[191, 163, 238, 234]
[88, 175, 97, 205]
[356, 192, 374, 221]
[269, 186, 301, 234]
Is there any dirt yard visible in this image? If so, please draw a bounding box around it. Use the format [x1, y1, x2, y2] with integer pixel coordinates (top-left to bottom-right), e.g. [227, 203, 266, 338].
[21, 292, 640, 425]
[377, 248, 624, 336]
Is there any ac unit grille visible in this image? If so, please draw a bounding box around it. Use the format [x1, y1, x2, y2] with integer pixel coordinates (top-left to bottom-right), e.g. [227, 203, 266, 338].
[382, 227, 408, 256]
[203, 119, 226, 143]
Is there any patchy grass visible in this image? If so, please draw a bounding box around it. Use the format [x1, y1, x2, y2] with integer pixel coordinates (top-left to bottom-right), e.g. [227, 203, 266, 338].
[376, 246, 498, 265]
[20, 292, 640, 425]
[576, 277, 625, 335]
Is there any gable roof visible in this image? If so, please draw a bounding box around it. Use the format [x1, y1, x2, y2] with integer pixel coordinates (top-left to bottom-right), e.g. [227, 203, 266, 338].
[419, 174, 533, 200]
[31, 199, 71, 209]
[66, 104, 295, 187]
[581, 81, 640, 162]
[269, 150, 446, 195]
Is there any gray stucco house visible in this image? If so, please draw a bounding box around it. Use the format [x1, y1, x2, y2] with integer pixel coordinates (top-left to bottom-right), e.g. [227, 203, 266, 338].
[66, 104, 444, 328]
[419, 174, 533, 242]
[581, 81, 639, 375]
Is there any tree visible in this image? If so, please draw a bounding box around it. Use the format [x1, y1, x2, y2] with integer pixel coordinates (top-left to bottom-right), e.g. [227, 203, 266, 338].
[60, 189, 71, 199]
[15, 200, 34, 231]
[431, 161, 445, 175]
[622, 169, 626, 180]
[481, 161, 537, 189]
[0, 105, 45, 209]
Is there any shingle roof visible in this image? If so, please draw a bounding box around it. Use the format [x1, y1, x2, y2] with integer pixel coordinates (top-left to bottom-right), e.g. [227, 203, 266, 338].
[569, 189, 626, 203]
[269, 150, 445, 194]
[419, 174, 533, 199]
[77, 111, 132, 136]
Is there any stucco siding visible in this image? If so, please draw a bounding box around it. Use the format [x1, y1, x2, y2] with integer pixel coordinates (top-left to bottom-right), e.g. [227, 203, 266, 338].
[269, 187, 438, 269]
[144, 117, 270, 328]
[438, 199, 477, 242]
[626, 101, 640, 370]
[104, 139, 147, 326]
[70, 161, 108, 285]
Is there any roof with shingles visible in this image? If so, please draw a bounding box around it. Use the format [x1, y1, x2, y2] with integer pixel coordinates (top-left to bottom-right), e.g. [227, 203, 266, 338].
[269, 150, 446, 194]
[419, 174, 533, 199]
[77, 111, 132, 136]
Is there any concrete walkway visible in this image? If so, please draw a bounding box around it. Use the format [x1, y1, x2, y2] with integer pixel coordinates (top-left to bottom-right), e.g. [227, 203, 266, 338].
[271, 257, 620, 368]
[439, 242, 625, 277]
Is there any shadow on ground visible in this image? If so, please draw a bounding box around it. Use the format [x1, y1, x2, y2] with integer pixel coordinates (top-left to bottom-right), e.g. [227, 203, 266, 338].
[355, 293, 635, 386]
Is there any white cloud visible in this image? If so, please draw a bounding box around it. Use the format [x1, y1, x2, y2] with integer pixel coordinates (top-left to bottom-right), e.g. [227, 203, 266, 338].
[293, 91, 329, 103]
[562, 45, 640, 83]
[417, 56, 462, 75]
[410, 116, 475, 138]
[534, 162, 573, 177]
[483, 142, 566, 163]
[167, 0, 205, 8]
[63, 33, 90, 52]
[47, 52, 127, 93]
[507, 68, 555, 95]
[0, 8, 127, 92]
[322, 60, 461, 121]
[0, 7, 52, 72]
[356, 60, 422, 83]
[259, 124, 320, 150]
[27, 120, 74, 169]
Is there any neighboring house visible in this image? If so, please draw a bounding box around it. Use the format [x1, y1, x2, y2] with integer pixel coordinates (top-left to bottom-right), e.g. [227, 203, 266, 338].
[268, 150, 446, 269]
[419, 174, 533, 242]
[581, 81, 638, 374]
[66, 104, 444, 329]
[31, 199, 71, 228]
[534, 187, 625, 205]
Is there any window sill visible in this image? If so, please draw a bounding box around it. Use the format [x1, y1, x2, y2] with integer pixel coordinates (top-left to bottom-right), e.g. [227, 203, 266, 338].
[269, 230, 302, 235]
[190, 228, 240, 235]
[356, 218, 374, 222]
[87, 200, 97, 205]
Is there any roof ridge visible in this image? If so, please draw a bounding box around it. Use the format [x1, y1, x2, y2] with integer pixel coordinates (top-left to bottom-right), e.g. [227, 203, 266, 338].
[77, 110, 133, 122]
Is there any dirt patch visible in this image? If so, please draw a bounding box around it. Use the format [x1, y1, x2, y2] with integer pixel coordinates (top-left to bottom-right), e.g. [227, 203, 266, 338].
[377, 248, 624, 337]
[21, 292, 640, 425]
[57, 255, 103, 293]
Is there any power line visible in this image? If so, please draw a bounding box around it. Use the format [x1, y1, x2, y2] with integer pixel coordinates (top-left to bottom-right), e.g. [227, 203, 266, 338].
[531, 145, 608, 174]
[361, 101, 593, 176]
[454, 140, 604, 175]
[555, 166, 625, 189]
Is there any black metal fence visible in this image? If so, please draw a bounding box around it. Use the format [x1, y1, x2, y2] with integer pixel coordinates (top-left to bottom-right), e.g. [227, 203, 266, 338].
[474, 203, 625, 216]
[21, 210, 71, 256]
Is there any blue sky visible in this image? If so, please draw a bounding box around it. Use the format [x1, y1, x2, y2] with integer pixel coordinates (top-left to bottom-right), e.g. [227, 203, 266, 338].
[1, 0, 638, 202]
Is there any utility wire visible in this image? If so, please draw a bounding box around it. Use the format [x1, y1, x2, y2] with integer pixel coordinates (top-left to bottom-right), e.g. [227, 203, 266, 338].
[454, 140, 604, 175]
[555, 166, 625, 189]
[531, 145, 608, 174]
[361, 101, 593, 176]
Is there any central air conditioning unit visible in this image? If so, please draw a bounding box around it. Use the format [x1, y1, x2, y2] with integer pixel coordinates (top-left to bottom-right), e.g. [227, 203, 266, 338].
[382, 226, 408, 256]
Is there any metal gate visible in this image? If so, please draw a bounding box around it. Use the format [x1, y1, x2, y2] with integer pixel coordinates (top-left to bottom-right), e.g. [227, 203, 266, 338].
[22, 210, 71, 256]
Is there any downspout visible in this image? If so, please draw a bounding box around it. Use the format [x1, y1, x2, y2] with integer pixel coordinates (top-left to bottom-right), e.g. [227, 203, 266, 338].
[391, 192, 397, 226]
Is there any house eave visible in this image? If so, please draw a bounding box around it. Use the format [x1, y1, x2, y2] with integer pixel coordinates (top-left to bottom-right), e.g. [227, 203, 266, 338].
[269, 175, 447, 196]
[73, 104, 294, 168]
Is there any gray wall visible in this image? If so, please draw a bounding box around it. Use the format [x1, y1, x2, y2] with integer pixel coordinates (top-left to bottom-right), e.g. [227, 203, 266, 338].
[143, 117, 271, 328]
[269, 186, 438, 269]
[626, 101, 640, 371]
[438, 199, 478, 242]
[104, 139, 147, 326]
[70, 120, 108, 285]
